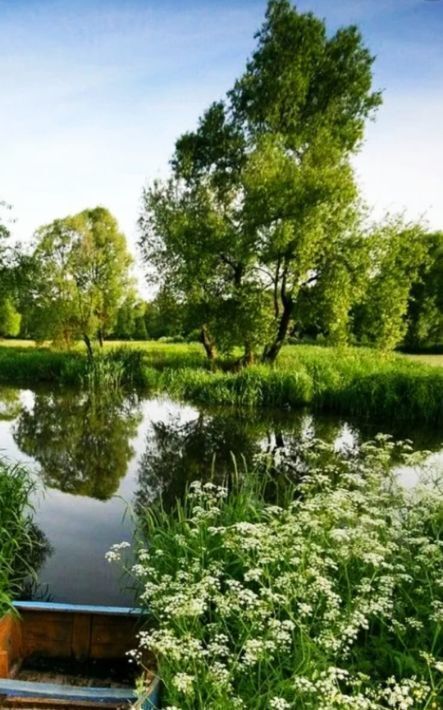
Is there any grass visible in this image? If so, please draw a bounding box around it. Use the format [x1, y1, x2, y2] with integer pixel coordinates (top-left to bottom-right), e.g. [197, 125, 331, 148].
[136, 345, 443, 424]
[0, 460, 36, 615]
[403, 353, 443, 367]
[126, 438, 443, 709]
[0, 341, 442, 424]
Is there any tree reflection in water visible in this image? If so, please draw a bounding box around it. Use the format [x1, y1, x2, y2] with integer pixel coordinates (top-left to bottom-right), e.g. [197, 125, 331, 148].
[13, 389, 142, 500]
[134, 407, 352, 510]
[0, 387, 23, 421]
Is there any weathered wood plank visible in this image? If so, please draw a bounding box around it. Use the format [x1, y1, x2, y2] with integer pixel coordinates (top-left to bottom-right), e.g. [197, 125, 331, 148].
[20, 612, 74, 658]
[71, 614, 91, 660]
[0, 615, 22, 678]
[90, 615, 137, 659]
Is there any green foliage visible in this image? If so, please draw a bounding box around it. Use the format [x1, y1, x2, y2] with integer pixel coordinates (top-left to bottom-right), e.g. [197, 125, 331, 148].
[136, 346, 443, 424]
[144, 287, 186, 340]
[24, 207, 134, 353]
[129, 439, 443, 708]
[0, 460, 36, 614]
[0, 343, 442, 423]
[352, 219, 430, 350]
[0, 346, 87, 386]
[139, 0, 381, 364]
[0, 297, 21, 337]
[405, 231, 443, 349]
[0, 202, 22, 335]
[113, 298, 148, 340]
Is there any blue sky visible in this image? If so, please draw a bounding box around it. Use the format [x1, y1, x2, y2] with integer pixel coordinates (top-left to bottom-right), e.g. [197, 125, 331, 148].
[1, 0, 442, 267]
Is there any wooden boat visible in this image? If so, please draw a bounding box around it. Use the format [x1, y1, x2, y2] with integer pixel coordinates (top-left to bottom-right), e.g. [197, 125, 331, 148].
[0, 601, 159, 708]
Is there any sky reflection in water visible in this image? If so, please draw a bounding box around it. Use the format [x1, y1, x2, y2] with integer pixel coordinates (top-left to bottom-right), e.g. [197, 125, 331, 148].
[0, 386, 441, 605]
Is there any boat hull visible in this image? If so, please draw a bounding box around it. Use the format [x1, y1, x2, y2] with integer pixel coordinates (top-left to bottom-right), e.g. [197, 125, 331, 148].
[0, 602, 159, 708]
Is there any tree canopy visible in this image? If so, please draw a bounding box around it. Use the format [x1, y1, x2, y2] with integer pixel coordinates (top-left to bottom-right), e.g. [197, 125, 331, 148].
[139, 0, 382, 363]
[24, 207, 134, 354]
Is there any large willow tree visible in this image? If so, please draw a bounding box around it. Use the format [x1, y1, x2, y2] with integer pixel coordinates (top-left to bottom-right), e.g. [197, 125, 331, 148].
[139, 0, 381, 363]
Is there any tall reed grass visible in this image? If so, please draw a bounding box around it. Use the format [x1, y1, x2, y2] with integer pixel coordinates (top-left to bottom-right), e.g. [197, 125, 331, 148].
[0, 460, 37, 614]
[138, 347, 443, 423]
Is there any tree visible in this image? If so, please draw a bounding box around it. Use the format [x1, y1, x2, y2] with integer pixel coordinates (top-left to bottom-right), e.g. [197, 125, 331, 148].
[139, 0, 381, 364]
[293, 223, 372, 345]
[0, 297, 21, 337]
[405, 232, 443, 349]
[0, 201, 23, 337]
[144, 287, 187, 340]
[352, 218, 429, 350]
[113, 298, 149, 340]
[26, 207, 134, 355]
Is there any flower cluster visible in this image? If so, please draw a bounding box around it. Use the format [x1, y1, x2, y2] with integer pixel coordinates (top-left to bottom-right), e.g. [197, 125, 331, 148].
[120, 438, 443, 709]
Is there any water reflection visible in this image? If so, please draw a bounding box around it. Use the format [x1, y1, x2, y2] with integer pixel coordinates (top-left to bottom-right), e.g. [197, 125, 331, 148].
[136, 407, 369, 508]
[0, 385, 442, 605]
[13, 390, 142, 500]
[0, 387, 22, 421]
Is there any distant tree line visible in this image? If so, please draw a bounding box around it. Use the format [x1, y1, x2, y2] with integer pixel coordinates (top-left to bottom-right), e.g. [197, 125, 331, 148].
[1, 1, 442, 362]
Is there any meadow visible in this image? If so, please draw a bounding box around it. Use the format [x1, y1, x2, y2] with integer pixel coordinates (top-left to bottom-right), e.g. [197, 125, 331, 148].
[0, 340, 442, 424]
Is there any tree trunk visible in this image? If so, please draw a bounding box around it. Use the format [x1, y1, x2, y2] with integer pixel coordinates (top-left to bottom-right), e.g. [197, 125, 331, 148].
[97, 329, 104, 348]
[83, 334, 94, 360]
[262, 298, 293, 364]
[200, 325, 217, 364]
[238, 343, 255, 368]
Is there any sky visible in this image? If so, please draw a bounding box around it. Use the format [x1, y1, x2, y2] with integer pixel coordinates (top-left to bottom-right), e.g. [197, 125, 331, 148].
[1, 0, 442, 282]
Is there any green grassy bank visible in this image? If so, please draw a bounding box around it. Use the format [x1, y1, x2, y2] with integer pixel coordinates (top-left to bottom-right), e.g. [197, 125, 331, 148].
[138, 344, 443, 424]
[0, 342, 442, 424]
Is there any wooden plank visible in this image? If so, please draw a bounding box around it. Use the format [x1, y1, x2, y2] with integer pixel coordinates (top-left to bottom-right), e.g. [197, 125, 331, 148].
[71, 614, 91, 660]
[90, 616, 137, 659]
[0, 615, 22, 678]
[0, 678, 136, 702]
[20, 612, 74, 658]
[0, 699, 128, 708]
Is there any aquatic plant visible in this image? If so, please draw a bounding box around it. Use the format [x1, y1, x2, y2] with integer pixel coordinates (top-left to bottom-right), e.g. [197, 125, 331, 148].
[0, 460, 37, 614]
[121, 438, 443, 709]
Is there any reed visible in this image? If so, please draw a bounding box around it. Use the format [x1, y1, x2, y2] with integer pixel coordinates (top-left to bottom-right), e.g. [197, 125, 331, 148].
[138, 348, 443, 423]
[0, 460, 36, 614]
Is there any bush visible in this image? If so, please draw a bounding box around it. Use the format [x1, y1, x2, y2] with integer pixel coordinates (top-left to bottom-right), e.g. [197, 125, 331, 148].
[123, 438, 443, 709]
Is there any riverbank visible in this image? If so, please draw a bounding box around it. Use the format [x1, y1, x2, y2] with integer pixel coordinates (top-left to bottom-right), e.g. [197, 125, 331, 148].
[0, 342, 442, 423]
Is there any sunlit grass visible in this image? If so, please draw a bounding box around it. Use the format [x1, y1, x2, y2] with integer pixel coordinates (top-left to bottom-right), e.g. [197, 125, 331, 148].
[0, 341, 442, 423]
[402, 353, 443, 367]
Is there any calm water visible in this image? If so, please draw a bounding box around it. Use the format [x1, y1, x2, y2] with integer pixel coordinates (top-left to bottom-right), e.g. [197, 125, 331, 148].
[0, 385, 442, 606]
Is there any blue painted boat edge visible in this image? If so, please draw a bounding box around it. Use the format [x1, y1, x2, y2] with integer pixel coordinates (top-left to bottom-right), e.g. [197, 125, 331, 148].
[13, 601, 142, 616]
[0, 678, 136, 702]
[0, 677, 161, 707]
